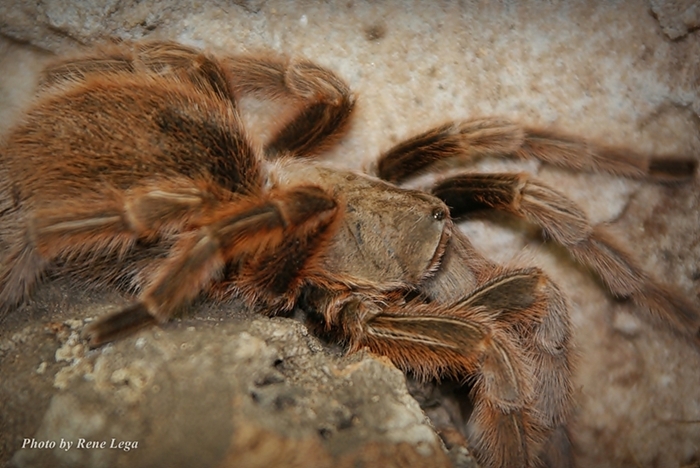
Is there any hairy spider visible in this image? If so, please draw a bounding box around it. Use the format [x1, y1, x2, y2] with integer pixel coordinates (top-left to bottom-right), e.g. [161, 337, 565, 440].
[0, 41, 698, 468]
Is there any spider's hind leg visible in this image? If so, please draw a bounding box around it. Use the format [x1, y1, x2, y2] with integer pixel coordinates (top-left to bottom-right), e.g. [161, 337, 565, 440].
[42, 41, 357, 159]
[221, 55, 356, 158]
[85, 185, 340, 346]
[40, 41, 238, 103]
[0, 237, 49, 315]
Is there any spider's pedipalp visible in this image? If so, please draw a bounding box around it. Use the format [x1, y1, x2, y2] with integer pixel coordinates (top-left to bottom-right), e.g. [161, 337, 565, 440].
[335, 266, 573, 468]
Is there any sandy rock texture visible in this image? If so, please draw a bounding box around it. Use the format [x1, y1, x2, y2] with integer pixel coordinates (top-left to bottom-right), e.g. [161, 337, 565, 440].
[1, 1, 699, 467]
[4, 286, 457, 468]
[651, 0, 700, 40]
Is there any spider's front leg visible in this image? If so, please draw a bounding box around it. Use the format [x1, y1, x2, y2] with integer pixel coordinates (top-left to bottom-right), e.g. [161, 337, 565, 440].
[376, 120, 700, 346]
[430, 171, 700, 347]
[330, 268, 573, 468]
[377, 118, 697, 183]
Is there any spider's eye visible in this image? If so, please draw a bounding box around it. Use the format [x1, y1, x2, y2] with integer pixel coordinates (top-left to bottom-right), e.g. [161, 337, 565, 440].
[432, 207, 446, 221]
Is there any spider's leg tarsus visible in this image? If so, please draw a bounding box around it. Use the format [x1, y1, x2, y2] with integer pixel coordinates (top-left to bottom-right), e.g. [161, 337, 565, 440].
[83, 303, 156, 347]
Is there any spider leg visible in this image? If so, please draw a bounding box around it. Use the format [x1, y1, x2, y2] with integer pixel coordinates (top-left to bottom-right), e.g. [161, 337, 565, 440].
[84, 185, 339, 346]
[30, 178, 225, 261]
[222, 55, 356, 158]
[337, 268, 572, 468]
[433, 172, 700, 345]
[41, 41, 355, 159]
[40, 41, 237, 102]
[0, 237, 48, 313]
[0, 178, 218, 312]
[0, 179, 218, 314]
[377, 118, 697, 183]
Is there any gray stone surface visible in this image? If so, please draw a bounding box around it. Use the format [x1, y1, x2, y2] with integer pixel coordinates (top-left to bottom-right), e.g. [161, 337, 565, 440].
[1, 1, 699, 467]
[651, 0, 700, 40]
[3, 285, 461, 468]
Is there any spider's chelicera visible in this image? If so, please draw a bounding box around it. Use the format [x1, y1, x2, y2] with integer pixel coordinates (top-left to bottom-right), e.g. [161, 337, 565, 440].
[1, 41, 698, 468]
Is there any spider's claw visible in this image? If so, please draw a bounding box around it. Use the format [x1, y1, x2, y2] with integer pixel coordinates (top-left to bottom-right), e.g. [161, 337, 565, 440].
[83, 303, 156, 348]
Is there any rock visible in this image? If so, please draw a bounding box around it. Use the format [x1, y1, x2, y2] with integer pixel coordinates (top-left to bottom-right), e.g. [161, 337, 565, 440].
[650, 0, 700, 40]
[4, 286, 463, 468]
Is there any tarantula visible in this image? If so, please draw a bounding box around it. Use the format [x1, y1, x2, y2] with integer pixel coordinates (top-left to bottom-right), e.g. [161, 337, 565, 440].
[0, 41, 698, 468]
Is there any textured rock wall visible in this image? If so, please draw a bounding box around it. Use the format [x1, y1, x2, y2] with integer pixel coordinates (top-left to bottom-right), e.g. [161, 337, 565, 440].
[1, 1, 699, 467]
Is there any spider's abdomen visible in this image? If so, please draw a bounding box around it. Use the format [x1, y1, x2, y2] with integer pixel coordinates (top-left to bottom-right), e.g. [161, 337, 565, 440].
[2, 74, 263, 205]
